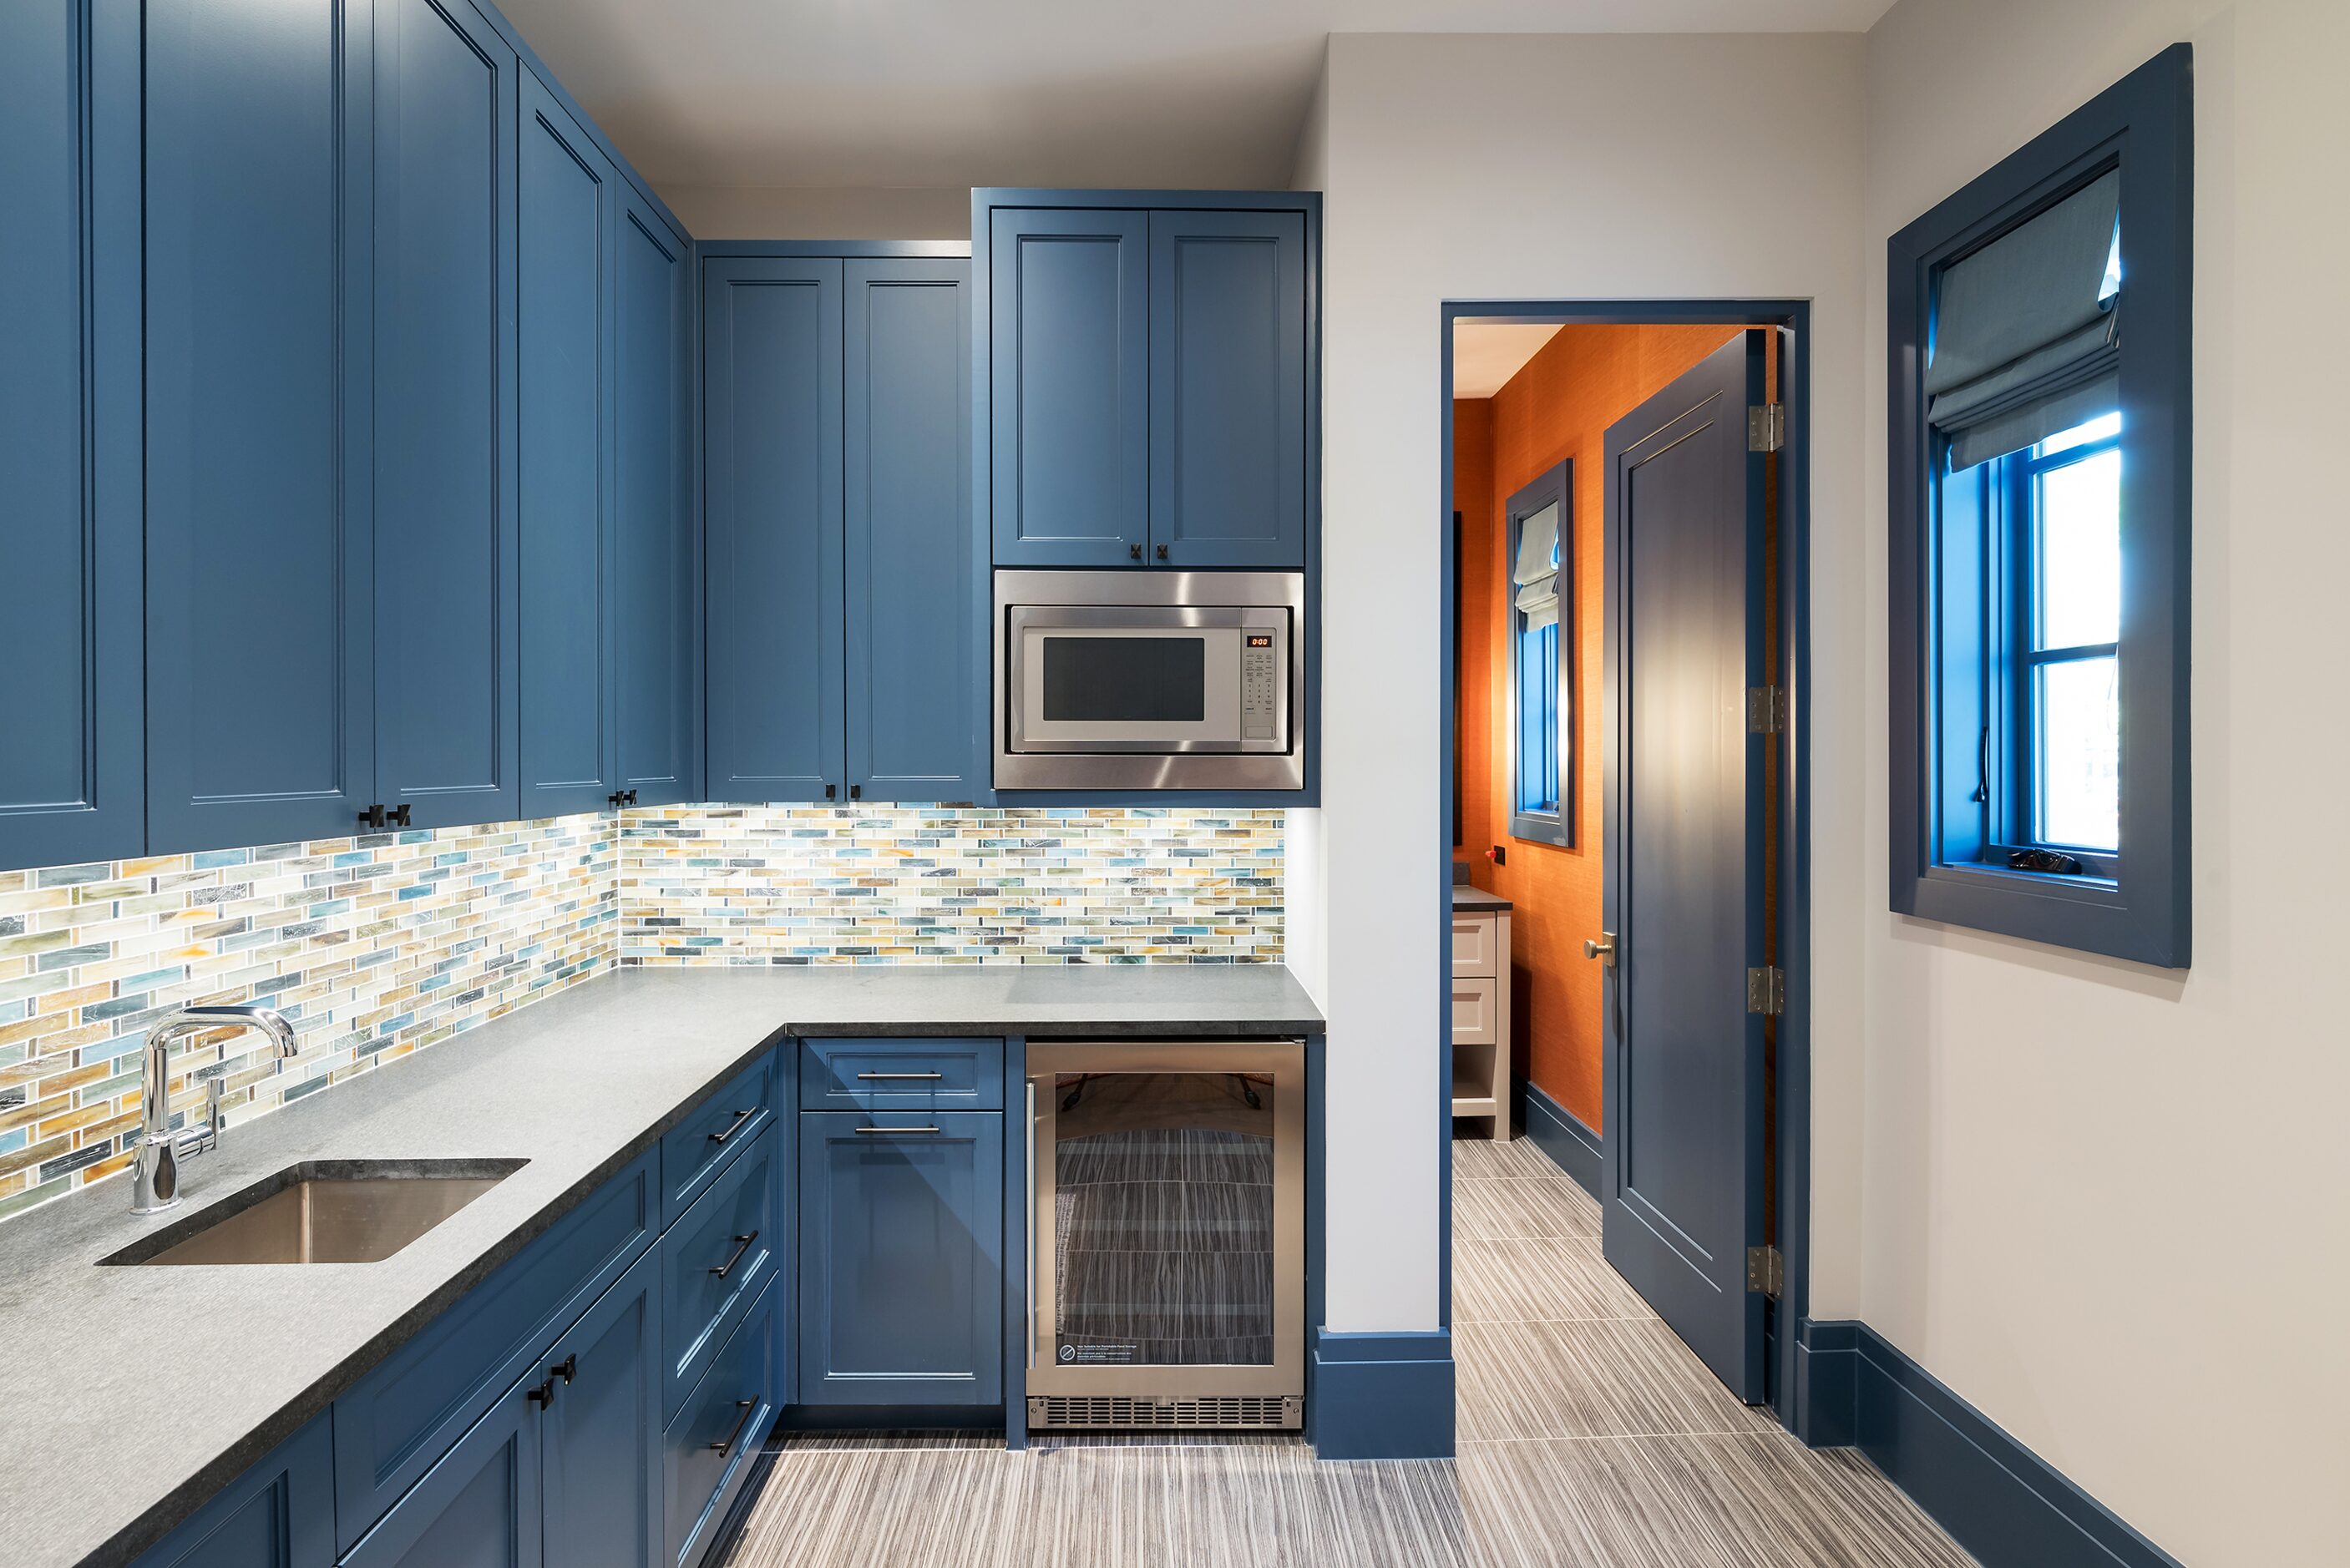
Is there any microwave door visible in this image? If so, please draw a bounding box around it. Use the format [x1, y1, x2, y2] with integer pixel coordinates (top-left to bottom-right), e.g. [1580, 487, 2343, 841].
[1015, 626, 1243, 751]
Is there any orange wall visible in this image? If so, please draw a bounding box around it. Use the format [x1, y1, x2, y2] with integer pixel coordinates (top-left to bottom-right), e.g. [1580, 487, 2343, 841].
[1455, 323, 1742, 1130]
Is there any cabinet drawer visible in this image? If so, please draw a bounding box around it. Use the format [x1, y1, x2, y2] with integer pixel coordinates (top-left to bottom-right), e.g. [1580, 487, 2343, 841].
[1451, 913, 1498, 978]
[333, 1146, 656, 1554]
[661, 1051, 777, 1228]
[1451, 977, 1499, 1046]
[665, 1279, 777, 1568]
[799, 1038, 1001, 1110]
[661, 1127, 777, 1424]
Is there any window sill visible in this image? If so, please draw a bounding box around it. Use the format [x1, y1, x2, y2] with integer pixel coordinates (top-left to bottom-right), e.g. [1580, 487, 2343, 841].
[1900, 859, 2181, 968]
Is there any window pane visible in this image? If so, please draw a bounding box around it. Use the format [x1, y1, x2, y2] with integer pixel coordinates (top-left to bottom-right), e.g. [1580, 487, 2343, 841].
[2035, 446, 2120, 649]
[2036, 655, 2119, 850]
[2039, 410, 2120, 455]
[1517, 620, 1559, 816]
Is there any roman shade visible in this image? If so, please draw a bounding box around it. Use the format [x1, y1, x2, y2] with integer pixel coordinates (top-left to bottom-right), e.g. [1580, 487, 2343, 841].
[1926, 169, 2120, 470]
[1512, 499, 1561, 631]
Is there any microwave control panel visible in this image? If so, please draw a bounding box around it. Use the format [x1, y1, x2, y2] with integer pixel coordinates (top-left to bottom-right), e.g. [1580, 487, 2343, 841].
[1241, 634, 1281, 741]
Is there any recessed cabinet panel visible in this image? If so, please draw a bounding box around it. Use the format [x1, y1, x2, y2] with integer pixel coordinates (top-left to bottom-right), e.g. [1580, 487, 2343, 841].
[127, 1415, 335, 1568]
[517, 71, 616, 818]
[615, 197, 701, 807]
[988, 209, 1147, 566]
[141, 0, 372, 853]
[372, 0, 519, 829]
[704, 259, 845, 801]
[341, 1373, 540, 1568]
[1147, 210, 1306, 568]
[845, 259, 979, 801]
[540, 1246, 664, 1568]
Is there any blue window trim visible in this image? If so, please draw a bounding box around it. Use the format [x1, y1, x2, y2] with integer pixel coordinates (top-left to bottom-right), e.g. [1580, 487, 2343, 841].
[1887, 43, 2191, 968]
[1504, 462, 1572, 847]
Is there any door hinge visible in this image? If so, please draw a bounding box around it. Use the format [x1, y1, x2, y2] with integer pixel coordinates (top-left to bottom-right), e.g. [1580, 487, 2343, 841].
[1745, 966, 1785, 1016]
[1747, 402, 1785, 453]
[1746, 1245, 1784, 1298]
[1746, 685, 1784, 734]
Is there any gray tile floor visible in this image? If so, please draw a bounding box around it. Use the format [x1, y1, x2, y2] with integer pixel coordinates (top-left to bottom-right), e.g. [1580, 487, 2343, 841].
[717, 1141, 1977, 1567]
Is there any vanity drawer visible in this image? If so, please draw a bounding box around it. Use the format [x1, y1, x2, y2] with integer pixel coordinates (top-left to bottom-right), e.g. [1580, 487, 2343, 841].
[1451, 977, 1499, 1046]
[665, 1278, 777, 1568]
[798, 1037, 1002, 1110]
[661, 1126, 777, 1424]
[1451, 913, 1498, 978]
[660, 1051, 777, 1229]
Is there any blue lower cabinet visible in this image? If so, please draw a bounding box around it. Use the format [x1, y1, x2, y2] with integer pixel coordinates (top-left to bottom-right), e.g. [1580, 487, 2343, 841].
[541, 1246, 666, 1568]
[798, 1110, 1003, 1406]
[342, 1373, 541, 1568]
[659, 1053, 777, 1229]
[130, 1414, 334, 1568]
[664, 1279, 778, 1568]
[661, 1129, 777, 1424]
[798, 1037, 1003, 1112]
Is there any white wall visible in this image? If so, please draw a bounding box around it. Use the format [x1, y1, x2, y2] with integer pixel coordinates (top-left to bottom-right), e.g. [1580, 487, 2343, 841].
[1309, 32, 1868, 1333]
[658, 185, 970, 240]
[1860, 2, 2350, 1563]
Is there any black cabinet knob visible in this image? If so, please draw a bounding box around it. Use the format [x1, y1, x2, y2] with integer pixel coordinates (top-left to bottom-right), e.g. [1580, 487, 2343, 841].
[1156, 544, 1168, 561]
[824, 782, 836, 800]
[1128, 543, 1142, 560]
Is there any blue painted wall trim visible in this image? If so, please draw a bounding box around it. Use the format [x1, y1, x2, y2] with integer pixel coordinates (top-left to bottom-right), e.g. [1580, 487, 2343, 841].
[1521, 1083, 1600, 1199]
[1800, 1321, 2187, 1568]
[1308, 1329, 1455, 1461]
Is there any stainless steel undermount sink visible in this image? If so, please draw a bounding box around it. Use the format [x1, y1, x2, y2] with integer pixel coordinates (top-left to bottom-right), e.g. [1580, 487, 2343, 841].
[99, 1159, 527, 1267]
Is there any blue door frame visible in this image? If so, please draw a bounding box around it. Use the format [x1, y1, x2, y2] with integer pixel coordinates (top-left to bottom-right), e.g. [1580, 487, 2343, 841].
[1437, 300, 1814, 1431]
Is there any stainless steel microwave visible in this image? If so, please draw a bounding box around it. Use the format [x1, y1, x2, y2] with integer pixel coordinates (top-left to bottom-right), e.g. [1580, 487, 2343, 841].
[994, 569, 1305, 791]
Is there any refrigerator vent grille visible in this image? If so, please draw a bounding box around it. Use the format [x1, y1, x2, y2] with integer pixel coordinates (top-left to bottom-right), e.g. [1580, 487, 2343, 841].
[1029, 1395, 1302, 1430]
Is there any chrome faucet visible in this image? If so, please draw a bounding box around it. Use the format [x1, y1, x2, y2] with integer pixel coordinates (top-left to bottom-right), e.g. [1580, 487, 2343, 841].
[129, 1004, 300, 1215]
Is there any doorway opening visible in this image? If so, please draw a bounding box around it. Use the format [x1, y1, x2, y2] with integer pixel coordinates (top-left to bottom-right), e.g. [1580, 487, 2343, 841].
[1439, 303, 1812, 1426]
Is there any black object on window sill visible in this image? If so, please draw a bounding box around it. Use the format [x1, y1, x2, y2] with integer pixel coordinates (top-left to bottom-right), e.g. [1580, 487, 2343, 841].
[2007, 847, 2084, 875]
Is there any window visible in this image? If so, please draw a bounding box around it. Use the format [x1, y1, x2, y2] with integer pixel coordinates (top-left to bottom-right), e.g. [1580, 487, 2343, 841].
[1888, 43, 2190, 967]
[1507, 463, 1570, 847]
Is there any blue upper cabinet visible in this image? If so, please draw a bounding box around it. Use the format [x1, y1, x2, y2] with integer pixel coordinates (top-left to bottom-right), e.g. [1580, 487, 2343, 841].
[845, 259, 980, 802]
[517, 69, 618, 821]
[372, 0, 521, 831]
[1, 0, 144, 874]
[140, 0, 377, 856]
[1148, 211, 1307, 568]
[704, 259, 846, 802]
[987, 210, 1148, 566]
[614, 191, 701, 808]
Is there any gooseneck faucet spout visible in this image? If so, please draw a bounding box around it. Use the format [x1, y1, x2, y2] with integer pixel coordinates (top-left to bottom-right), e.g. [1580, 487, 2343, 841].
[130, 1004, 301, 1215]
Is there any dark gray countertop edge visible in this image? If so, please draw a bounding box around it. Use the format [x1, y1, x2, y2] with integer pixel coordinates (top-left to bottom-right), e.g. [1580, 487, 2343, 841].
[79, 1022, 793, 1568]
[1451, 886, 1513, 912]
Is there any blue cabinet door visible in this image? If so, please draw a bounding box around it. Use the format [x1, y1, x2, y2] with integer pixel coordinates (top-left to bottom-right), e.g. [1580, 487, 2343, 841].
[1147, 210, 1307, 568]
[845, 259, 980, 803]
[372, 0, 520, 831]
[798, 1110, 1003, 1406]
[703, 258, 844, 802]
[140, 0, 377, 855]
[541, 1245, 664, 1568]
[614, 192, 701, 808]
[342, 1372, 541, 1568]
[517, 68, 618, 820]
[987, 209, 1147, 567]
[1, 0, 143, 875]
[129, 1415, 334, 1568]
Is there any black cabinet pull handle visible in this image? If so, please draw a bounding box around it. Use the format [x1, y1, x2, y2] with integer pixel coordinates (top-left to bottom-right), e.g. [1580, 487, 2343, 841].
[608, 790, 628, 810]
[848, 782, 860, 801]
[1156, 544, 1168, 560]
[824, 782, 836, 800]
[710, 1231, 759, 1280]
[625, 788, 639, 807]
[853, 1125, 942, 1136]
[707, 1108, 756, 1146]
[709, 1399, 757, 1459]
[389, 803, 412, 828]
[855, 1071, 945, 1081]
[526, 1376, 556, 1409]
[358, 803, 388, 831]
[1128, 543, 1142, 560]
[550, 1353, 576, 1385]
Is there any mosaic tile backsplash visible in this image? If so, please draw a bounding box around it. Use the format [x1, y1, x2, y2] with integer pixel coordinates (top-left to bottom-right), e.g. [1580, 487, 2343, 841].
[0, 817, 616, 1221]
[620, 807, 1284, 964]
[0, 807, 1281, 1220]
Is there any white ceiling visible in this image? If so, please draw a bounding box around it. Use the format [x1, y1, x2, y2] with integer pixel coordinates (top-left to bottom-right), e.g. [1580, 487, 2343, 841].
[1452, 323, 1565, 398]
[497, 0, 1897, 197]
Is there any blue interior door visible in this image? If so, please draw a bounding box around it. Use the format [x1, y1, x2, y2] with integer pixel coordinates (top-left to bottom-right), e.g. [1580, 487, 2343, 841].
[1598, 331, 1771, 1403]
[703, 258, 844, 802]
[517, 69, 617, 821]
[372, 0, 520, 831]
[141, 0, 376, 855]
[1147, 210, 1306, 568]
[845, 257, 979, 802]
[1, 0, 144, 875]
[613, 193, 700, 807]
[987, 209, 1147, 566]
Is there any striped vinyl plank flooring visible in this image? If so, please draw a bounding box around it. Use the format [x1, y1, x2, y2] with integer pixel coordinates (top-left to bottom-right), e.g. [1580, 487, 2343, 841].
[1451, 1138, 1563, 1181]
[1455, 1176, 1603, 1240]
[1455, 1318, 1779, 1442]
[1452, 1236, 1654, 1323]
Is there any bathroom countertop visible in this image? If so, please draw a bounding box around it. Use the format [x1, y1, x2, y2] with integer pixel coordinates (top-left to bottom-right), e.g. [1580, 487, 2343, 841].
[0, 964, 1321, 1568]
[1451, 883, 1513, 912]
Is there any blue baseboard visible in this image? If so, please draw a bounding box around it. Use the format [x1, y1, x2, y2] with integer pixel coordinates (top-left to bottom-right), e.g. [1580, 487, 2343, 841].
[1309, 1328, 1455, 1459]
[1522, 1082, 1601, 1199]
[1800, 1320, 2185, 1568]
